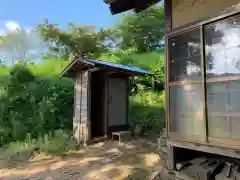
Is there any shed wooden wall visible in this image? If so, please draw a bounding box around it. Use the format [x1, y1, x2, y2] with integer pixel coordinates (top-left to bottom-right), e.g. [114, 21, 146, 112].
[172, 0, 240, 28]
[73, 71, 91, 144]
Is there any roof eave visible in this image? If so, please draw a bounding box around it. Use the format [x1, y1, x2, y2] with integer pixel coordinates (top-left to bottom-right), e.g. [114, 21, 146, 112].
[107, 0, 161, 15]
[60, 58, 95, 78]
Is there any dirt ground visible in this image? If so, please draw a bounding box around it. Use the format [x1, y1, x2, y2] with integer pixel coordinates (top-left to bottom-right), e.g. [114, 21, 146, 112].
[0, 138, 165, 180]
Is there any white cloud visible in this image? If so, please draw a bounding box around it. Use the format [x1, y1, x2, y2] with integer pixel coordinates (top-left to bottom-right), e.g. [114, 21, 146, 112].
[25, 27, 33, 34]
[0, 29, 5, 35]
[0, 20, 22, 35]
[5, 20, 20, 32]
[0, 20, 46, 65]
[206, 22, 240, 75]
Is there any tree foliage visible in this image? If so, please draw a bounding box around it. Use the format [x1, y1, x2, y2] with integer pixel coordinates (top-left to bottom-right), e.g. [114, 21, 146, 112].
[114, 5, 164, 52]
[0, 29, 44, 65]
[0, 65, 74, 145]
[37, 20, 115, 59]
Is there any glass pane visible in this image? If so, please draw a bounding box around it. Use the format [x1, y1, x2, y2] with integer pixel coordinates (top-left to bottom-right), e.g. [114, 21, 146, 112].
[206, 83, 230, 139]
[205, 14, 240, 140]
[229, 81, 240, 113]
[205, 15, 240, 78]
[168, 28, 201, 82]
[207, 83, 228, 114]
[230, 117, 240, 140]
[228, 81, 240, 140]
[169, 84, 203, 136]
[208, 116, 230, 139]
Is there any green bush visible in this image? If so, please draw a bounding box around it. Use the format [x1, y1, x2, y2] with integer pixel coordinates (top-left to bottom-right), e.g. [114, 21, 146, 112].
[0, 50, 166, 150]
[0, 65, 74, 145]
[129, 91, 165, 133]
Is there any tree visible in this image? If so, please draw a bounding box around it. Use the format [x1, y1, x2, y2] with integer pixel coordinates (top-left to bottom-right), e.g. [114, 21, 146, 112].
[114, 5, 164, 52]
[37, 19, 115, 59]
[0, 28, 44, 65]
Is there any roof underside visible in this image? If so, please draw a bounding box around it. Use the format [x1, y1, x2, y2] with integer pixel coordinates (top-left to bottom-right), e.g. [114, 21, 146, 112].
[105, 0, 161, 15]
[61, 58, 152, 78]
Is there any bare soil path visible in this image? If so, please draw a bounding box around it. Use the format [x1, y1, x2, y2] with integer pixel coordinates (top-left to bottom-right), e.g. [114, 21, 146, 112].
[0, 138, 165, 180]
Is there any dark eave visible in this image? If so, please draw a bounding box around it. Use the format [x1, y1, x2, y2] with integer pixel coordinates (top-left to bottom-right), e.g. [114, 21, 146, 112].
[105, 0, 161, 15]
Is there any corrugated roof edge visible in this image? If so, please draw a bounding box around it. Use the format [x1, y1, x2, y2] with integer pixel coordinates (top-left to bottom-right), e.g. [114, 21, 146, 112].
[86, 59, 153, 75]
[60, 58, 153, 78]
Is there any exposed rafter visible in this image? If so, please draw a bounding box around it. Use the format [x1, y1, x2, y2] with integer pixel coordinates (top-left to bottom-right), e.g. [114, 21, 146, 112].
[104, 0, 161, 15]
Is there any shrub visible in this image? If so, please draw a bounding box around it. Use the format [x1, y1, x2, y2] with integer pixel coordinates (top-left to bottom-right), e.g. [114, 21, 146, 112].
[0, 65, 74, 145]
[129, 91, 165, 133]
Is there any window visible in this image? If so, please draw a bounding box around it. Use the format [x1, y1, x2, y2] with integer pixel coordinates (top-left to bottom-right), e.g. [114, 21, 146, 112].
[169, 28, 202, 82]
[205, 14, 240, 140]
[169, 84, 203, 136]
[205, 15, 240, 78]
[168, 28, 204, 138]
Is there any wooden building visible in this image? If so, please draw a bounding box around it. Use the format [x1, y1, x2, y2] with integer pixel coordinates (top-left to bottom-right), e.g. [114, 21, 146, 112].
[61, 58, 152, 144]
[105, 0, 240, 172]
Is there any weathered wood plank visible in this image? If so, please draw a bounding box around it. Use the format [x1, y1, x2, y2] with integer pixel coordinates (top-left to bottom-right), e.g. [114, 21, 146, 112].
[168, 139, 240, 159]
[73, 70, 90, 145]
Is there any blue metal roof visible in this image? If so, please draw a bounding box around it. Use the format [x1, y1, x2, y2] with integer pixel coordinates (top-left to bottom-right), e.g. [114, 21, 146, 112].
[86, 59, 152, 75]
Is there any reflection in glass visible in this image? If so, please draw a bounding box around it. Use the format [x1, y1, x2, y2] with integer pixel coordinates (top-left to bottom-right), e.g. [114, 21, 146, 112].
[168, 28, 203, 138]
[229, 81, 240, 113]
[205, 15, 240, 78]
[207, 83, 228, 114]
[169, 85, 203, 136]
[208, 116, 230, 139]
[205, 14, 240, 140]
[230, 117, 240, 140]
[169, 28, 201, 82]
[207, 83, 230, 139]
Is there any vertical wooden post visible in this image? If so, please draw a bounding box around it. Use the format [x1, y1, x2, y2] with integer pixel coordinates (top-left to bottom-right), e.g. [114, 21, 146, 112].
[164, 0, 172, 138]
[167, 145, 175, 170]
[81, 71, 90, 146]
[125, 77, 129, 129]
[104, 74, 109, 138]
[164, 0, 172, 32]
[87, 71, 92, 143]
[73, 72, 82, 145]
[200, 25, 208, 143]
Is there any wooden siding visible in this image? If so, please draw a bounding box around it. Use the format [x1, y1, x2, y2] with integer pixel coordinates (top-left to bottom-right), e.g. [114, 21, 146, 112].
[73, 71, 90, 144]
[172, 0, 240, 28]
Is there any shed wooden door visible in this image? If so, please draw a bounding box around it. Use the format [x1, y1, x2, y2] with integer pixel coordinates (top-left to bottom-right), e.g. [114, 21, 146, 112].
[107, 77, 127, 131]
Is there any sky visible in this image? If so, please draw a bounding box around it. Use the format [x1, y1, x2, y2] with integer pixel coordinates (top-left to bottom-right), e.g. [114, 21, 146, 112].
[0, 0, 125, 64]
[0, 0, 121, 31]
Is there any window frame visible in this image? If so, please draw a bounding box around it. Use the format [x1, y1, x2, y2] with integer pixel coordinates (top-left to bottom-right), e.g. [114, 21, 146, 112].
[167, 27, 205, 143]
[166, 13, 240, 147]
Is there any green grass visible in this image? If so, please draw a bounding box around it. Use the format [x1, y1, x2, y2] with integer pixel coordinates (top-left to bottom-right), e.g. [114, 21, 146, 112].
[1, 129, 74, 161]
[28, 60, 69, 77]
[99, 50, 164, 71]
[129, 91, 165, 132]
[125, 50, 164, 69]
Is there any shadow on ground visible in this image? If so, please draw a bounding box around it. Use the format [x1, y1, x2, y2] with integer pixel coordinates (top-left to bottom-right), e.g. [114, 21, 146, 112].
[0, 138, 164, 180]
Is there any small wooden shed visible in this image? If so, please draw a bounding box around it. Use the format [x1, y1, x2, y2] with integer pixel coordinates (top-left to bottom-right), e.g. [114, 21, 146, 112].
[61, 58, 152, 144]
